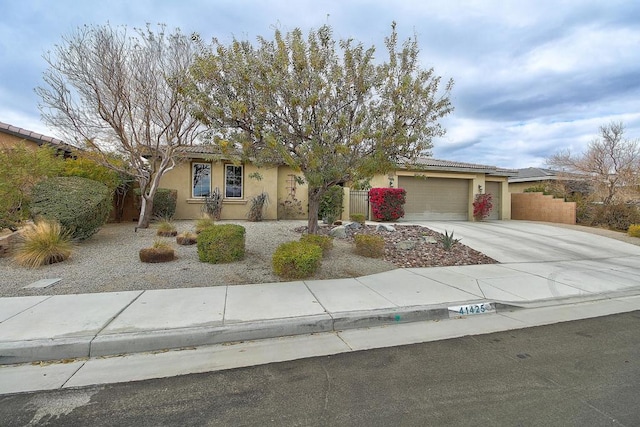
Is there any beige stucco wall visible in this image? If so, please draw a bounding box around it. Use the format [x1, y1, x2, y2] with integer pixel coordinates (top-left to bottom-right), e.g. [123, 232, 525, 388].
[511, 192, 576, 224]
[159, 159, 280, 220]
[0, 134, 39, 151]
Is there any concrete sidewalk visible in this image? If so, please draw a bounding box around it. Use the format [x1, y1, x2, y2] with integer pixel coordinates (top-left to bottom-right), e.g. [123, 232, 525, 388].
[2, 256, 640, 366]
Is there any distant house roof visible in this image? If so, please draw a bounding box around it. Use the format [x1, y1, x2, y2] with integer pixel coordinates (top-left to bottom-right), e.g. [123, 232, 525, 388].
[0, 121, 75, 156]
[403, 157, 517, 176]
[508, 167, 565, 183]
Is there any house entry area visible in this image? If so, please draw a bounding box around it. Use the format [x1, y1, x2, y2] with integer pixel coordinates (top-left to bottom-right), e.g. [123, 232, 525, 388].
[398, 176, 470, 220]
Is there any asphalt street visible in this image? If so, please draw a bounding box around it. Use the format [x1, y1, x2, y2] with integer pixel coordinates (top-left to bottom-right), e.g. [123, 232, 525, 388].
[2, 310, 639, 426]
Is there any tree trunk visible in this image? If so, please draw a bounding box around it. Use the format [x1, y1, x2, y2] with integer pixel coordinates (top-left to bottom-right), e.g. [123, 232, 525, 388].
[307, 187, 324, 234]
[137, 195, 154, 229]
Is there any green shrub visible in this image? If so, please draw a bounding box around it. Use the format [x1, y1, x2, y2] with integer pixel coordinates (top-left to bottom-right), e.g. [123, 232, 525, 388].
[349, 213, 366, 225]
[300, 234, 333, 255]
[272, 240, 322, 279]
[31, 176, 112, 240]
[197, 224, 245, 263]
[195, 217, 215, 233]
[628, 224, 640, 238]
[588, 203, 640, 231]
[13, 220, 73, 268]
[134, 188, 177, 219]
[319, 186, 344, 224]
[354, 234, 385, 258]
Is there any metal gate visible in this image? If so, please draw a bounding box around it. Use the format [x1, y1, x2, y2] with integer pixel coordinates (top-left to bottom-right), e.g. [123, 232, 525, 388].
[349, 190, 369, 220]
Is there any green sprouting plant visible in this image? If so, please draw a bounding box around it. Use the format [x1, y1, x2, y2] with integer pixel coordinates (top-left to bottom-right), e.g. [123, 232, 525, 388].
[440, 230, 461, 251]
[156, 218, 177, 236]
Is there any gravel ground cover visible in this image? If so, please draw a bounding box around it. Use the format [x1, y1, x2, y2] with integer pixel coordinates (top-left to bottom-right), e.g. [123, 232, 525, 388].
[0, 220, 496, 297]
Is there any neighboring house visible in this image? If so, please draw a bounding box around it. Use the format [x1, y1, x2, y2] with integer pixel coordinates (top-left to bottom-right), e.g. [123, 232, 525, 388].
[159, 149, 516, 221]
[508, 167, 564, 193]
[0, 121, 74, 157]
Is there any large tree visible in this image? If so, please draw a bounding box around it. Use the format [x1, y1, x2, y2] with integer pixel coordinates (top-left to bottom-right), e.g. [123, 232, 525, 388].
[547, 122, 640, 205]
[37, 24, 201, 228]
[188, 23, 453, 233]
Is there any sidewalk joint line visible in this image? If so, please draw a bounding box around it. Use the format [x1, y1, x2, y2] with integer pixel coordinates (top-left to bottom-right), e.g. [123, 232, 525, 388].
[88, 290, 146, 353]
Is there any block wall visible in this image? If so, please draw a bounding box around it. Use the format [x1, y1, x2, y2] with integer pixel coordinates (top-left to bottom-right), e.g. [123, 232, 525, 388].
[511, 192, 576, 225]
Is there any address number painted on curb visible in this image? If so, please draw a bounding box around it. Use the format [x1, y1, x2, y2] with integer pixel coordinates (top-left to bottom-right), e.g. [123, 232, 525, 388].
[448, 303, 495, 318]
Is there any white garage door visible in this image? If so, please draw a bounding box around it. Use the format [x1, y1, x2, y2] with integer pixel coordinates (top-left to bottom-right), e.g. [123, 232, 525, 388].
[398, 176, 469, 220]
[485, 181, 502, 220]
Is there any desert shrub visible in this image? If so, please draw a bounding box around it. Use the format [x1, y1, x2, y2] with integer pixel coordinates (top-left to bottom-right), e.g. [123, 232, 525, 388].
[319, 186, 344, 224]
[202, 187, 223, 220]
[272, 240, 322, 279]
[473, 193, 493, 220]
[31, 176, 112, 240]
[176, 231, 197, 245]
[13, 220, 73, 268]
[134, 188, 177, 219]
[628, 224, 640, 238]
[195, 217, 215, 233]
[350, 213, 366, 225]
[60, 156, 123, 192]
[354, 234, 385, 258]
[369, 188, 406, 221]
[0, 143, 63, 230]
[588, 203, 640, 231]
[197, 224, 245, 263]
[300, 234, 333, 255]
[156, 219, 177, 236]
[139, 239, 175, 263]
[248, 192, 269, 222]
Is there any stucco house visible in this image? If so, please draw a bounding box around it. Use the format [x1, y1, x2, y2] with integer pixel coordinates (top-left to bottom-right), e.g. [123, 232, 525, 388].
[158, 147, 516, 221]
[0, 121, 74, 157]
[508, 167, 565, 193]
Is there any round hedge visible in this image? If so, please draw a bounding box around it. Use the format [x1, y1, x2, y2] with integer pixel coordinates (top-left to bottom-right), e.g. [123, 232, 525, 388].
[272, 240, 322, 279]
[30, 176, 112, 241]
[197, 224, 246, 263]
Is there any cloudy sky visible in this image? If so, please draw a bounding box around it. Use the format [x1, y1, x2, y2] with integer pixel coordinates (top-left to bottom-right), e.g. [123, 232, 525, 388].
[2, 0, 639, 169]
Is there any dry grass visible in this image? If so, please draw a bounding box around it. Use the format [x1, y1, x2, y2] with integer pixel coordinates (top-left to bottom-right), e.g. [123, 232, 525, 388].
[13, 220, 73, 268]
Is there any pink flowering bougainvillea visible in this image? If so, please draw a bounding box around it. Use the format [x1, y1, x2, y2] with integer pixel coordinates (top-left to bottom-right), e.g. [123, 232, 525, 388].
[473, 193, 493, 220]
[369, 188, 406, 221]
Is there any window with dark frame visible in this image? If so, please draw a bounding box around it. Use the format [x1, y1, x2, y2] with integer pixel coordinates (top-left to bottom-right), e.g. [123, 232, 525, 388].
[192, 162, 211, 197]
[224, 164, 243, 198]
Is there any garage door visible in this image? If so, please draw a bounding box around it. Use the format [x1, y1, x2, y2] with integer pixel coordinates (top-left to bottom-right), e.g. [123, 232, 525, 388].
[398, 176, 469, 220]
[485, 181, 501, 220]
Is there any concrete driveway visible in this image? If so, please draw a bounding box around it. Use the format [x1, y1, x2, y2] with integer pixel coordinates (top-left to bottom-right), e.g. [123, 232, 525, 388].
[412, 220, 640, 264]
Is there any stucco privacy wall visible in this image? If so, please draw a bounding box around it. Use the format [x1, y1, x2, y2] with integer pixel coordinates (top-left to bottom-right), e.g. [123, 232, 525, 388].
[511, 192, 576, 224]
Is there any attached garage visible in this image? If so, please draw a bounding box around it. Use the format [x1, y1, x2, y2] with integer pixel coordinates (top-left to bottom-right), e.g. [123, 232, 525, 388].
[485, 181, 502, 220]
[399, 176, 470, 220]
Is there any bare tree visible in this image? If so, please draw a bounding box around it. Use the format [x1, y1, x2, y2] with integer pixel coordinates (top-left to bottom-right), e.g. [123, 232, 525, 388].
[547, 122, 640, 205]
[37, 24, 201, 228]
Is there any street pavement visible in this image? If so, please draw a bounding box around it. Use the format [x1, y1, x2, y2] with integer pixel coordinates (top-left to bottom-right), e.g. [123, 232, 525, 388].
[1, 220, 640, 395]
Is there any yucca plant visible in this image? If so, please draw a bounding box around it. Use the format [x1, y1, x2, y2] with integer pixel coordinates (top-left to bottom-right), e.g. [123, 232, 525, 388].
[14, 220, 73, 268]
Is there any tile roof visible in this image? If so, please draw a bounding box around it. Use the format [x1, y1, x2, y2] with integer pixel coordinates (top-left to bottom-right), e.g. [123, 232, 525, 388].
[0, 121, 67, 147]
[402, 157, 517, 176]
[509, 167, 562, 182]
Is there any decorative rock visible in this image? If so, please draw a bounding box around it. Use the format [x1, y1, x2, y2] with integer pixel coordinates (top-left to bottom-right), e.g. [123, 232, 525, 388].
[376, 224, 396, 232]
[422, 236, 438, 244]
[329, 225, 347, 239]
[396, 240, 416, 250]
[344, 221, 362, 230]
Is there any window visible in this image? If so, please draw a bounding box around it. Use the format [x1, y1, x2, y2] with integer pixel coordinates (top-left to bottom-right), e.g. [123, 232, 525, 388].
[192, 162, 211, 197]
[225, 164, 243, 198]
